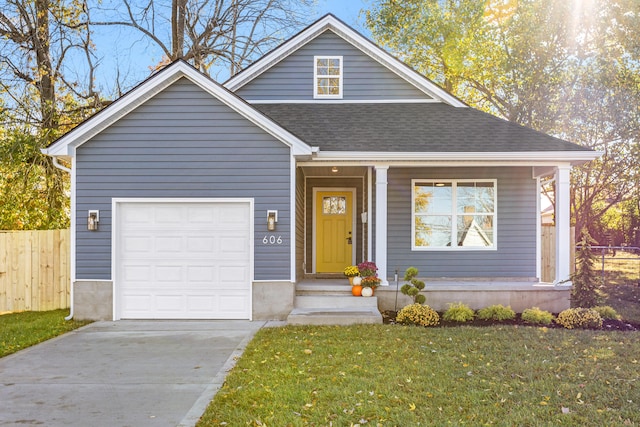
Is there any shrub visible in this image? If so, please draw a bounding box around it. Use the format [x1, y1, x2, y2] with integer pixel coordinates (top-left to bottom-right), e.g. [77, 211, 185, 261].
[593, 305, 621, 320]
[443, 302, 475, 323]
[556, 308, 603, 329]
[477, 305, 516, 321]
[401, 267, 426, 304]
[397, 303, 440, 327]
[521, 307, 554, 325]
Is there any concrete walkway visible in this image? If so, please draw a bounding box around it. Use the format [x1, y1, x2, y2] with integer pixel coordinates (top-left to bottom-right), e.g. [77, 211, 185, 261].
[0, 320, 266, 427]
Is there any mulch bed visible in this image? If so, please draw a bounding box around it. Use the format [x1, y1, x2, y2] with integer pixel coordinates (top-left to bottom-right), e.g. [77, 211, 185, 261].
[382, 310, 640, 331]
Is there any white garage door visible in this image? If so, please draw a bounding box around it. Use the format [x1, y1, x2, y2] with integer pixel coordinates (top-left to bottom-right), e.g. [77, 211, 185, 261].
[115, 200, 252, 319]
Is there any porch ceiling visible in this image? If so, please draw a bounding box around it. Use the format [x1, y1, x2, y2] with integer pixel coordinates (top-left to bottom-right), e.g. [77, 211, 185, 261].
[301, 165, 368, 177]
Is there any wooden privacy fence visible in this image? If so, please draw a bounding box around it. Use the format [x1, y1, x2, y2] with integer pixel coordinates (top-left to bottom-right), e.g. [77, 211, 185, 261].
[0, 230, 70, 313]
[541, 225, 576, 283]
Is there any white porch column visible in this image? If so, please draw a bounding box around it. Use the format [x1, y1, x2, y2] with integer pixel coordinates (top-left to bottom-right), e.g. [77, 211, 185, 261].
[375, 166, 389, 285]
[555, 165, 572, 284]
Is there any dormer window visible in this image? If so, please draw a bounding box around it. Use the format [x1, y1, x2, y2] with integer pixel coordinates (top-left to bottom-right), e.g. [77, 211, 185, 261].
[314, 56, 343, 98]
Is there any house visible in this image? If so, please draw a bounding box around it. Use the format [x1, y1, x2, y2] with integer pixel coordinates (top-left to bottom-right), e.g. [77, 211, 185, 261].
[43, 15, 600, 321]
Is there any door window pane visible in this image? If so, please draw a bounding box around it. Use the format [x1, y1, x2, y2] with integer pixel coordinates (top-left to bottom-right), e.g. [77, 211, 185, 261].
[323, 196, 346, 214]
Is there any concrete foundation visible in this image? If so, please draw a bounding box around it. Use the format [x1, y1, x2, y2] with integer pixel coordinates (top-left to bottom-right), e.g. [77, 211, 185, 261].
[73, 280, 113, 321]
[252, 281, 295, 321]
[376, 280, 572, 313]
[72, 280, 295, 321]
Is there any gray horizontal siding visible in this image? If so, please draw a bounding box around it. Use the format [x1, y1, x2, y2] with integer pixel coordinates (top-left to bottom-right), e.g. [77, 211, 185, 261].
[75, 77, 291, 281]
[237, 30, 430, 101]
[386, 167, 537, 278]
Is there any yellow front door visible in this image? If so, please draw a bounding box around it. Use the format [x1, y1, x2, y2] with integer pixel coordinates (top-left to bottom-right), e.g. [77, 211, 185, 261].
[315, 190, 353, 273]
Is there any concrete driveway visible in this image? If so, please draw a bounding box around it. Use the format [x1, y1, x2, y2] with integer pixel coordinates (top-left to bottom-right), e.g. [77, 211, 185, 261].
[0, 320, 266, 427]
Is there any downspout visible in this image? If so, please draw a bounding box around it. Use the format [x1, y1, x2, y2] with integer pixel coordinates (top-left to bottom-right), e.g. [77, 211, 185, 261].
[52, 157, 71, 174]
[49, 156, 74, 320]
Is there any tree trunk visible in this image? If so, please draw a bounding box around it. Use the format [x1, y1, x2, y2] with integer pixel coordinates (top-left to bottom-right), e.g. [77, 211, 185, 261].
[34, 0, 56, 133]
[171, 0, 185, 59]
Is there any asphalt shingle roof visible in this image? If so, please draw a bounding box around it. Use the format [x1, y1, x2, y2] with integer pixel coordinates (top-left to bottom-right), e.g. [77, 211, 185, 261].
[254, 103, 589, 152]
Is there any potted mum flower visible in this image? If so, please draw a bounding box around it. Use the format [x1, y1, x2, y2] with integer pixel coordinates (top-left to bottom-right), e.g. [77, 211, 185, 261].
[357, 261, 378, 277]
[343, 265, 359, 285]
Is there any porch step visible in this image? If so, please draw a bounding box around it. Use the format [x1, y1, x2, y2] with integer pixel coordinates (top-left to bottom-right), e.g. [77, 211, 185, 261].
[287, 287, 383, 325]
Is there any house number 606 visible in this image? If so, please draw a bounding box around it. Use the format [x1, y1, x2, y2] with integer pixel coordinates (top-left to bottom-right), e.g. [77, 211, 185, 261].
[263, 235, 283, 245]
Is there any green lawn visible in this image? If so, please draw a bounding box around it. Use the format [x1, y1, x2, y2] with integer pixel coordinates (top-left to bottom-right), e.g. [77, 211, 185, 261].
[0, 309, 90, 358]
[601, 252, 640, 323]
[198, 324, 640, 426]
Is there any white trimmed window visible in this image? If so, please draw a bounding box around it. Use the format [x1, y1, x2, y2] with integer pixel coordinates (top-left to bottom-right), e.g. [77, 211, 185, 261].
[412, 179, 497, 250]
[314, 56, 343, 98]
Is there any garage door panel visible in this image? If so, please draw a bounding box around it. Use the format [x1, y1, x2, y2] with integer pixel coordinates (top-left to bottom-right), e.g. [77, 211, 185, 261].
[122, 236, 153, 253]
[156, 236, 185, 253]
[155, 206, 184, 223]
[155, 265, 184, 282]
[186, 236, 216, 253]
[122, 264, 152, 282]
[218, 294, 250, 316]
[117, 201, 252, 319]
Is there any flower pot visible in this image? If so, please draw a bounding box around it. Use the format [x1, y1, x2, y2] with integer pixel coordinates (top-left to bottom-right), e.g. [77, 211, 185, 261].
[361, 287, 373, 297]
[351, 285, 362, 296]
[348, 276, 354, 286]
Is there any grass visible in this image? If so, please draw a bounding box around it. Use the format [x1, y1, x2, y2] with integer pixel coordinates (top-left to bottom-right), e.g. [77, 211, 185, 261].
[198, 324, 640, 426]
[600, 252, 640, 323]
[0, 309, 91, 358]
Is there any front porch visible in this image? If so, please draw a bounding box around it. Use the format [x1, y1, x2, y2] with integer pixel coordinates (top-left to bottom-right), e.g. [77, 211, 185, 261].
[285, 277, 571, 325]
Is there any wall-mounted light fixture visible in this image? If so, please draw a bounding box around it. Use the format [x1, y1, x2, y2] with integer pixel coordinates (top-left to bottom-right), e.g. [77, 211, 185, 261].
[331, 166, 339, 173]
[88, 210, 99, 231]
[267, 210, 278, 231]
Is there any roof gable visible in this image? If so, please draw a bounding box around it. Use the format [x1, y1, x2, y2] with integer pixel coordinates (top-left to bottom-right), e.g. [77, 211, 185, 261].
[224, 14, 465, 107]
[44, 61, 312, 159]
[235, 30, 433, 102]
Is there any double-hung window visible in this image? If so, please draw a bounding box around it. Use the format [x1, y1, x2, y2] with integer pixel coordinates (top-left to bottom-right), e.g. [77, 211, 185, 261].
[314, 56, 342, 98]
[412, 179, 497, 250]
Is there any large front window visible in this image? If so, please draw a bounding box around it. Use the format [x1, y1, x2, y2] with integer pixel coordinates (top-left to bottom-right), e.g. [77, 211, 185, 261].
[412, 179, 496, 250]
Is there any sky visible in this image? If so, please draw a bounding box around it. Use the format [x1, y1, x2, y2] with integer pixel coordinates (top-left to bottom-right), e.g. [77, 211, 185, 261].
[89, 0, 372, 94]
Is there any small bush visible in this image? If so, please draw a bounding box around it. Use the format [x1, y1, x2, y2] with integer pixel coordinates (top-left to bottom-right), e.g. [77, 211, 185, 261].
[401, 267, 426, 304]
[443, 302, 475, 323]
[521, 307, 554, 325]
[593, 305, 621, 320]
[477, 305, 516, 321]
[556, 308, 603, 329]
[397, 303, 440, 327]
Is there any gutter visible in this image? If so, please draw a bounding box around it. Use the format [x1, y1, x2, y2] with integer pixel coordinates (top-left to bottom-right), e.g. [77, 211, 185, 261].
[49, 156, 74, 321]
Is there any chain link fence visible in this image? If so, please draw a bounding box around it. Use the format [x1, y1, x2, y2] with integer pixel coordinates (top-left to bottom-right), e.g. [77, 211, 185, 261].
[582, 246, 640, 286]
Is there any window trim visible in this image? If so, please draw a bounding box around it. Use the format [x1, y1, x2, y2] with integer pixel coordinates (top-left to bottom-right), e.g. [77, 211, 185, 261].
[411, 179, 498, 251]
[313, 55, 343, 99]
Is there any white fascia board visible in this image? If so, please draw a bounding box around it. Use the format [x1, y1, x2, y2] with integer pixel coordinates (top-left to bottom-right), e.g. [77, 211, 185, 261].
[225, 16, 333, 91]
[224, 15, 466, 107]
[44, 69, 185, 157]
[303, 150, 603, 165]
[43, 62, 312, 158]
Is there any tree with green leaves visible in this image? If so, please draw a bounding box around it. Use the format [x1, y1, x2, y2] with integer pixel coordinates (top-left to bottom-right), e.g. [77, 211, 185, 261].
[366, 0, 640, 244]
[0, 0, 106, 229]
[0, 0, 315, 229]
